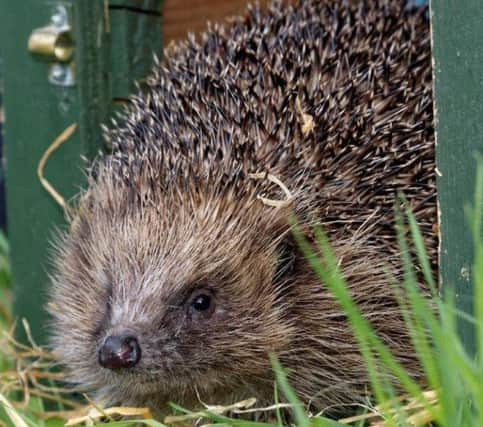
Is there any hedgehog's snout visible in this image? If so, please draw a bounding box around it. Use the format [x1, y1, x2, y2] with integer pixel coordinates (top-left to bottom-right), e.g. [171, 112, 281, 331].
[98, 333, 141, 370]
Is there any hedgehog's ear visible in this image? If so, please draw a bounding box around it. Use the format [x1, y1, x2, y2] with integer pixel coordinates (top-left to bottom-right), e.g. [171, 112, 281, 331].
[270, 235, 298, 306]
[274, 233, 298, 280]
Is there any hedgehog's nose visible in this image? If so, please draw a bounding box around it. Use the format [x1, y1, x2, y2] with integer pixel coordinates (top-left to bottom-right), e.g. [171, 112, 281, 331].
[98, 334, 141, 369]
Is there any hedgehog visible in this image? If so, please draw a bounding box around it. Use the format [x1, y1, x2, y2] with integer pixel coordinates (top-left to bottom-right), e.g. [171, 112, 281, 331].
[48, 0, 436, 416]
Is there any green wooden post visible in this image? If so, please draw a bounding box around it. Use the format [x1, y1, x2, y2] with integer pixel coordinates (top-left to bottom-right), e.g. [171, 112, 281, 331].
[0, 0, 162, 343]
[109, 1, 162, 99]
[431, 0, 483, 354]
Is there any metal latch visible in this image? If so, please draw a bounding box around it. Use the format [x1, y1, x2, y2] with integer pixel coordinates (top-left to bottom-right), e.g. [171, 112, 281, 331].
[28, 5, 75, 86]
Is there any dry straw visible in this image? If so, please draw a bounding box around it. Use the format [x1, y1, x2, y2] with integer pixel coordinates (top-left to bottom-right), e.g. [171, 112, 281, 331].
[37, 123, 77, 214]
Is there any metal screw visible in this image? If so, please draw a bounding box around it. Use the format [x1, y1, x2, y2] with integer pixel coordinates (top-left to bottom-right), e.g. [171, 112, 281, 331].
[51, 5, 69, 29]
[51, 64, 66, 80]
[49, 63, 75, 87]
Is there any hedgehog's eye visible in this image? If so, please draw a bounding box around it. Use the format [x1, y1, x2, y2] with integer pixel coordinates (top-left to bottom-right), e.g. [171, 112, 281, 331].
[187, 289, 215, 319]
[192, 294, 211, 311]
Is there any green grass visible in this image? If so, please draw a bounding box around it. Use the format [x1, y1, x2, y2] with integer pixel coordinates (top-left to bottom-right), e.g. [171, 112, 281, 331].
[1, 162, 483, 426]
[0, 231, 11, 322]
[0, 231, 12, 372]
[285, 161, 483, 426]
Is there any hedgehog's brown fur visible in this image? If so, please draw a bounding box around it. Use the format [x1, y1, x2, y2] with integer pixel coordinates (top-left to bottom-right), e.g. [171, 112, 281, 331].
[48, 0, 435, 416]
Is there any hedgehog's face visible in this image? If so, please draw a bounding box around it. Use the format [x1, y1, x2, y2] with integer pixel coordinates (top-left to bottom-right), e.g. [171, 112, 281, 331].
[49, 189, 294, 407]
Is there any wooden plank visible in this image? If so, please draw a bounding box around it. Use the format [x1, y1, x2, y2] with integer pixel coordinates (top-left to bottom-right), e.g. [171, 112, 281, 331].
[163, 0, 270, 43]
[110, 0, 161, 11]
[431, 0, 483, 354]
[109, 3, 162, 100]
[74, 1, 111, 159]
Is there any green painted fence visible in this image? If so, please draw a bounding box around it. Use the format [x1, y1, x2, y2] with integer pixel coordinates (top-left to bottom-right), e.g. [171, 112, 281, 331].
[431, 0, 483, 354]
[0, 0, 162, 343]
